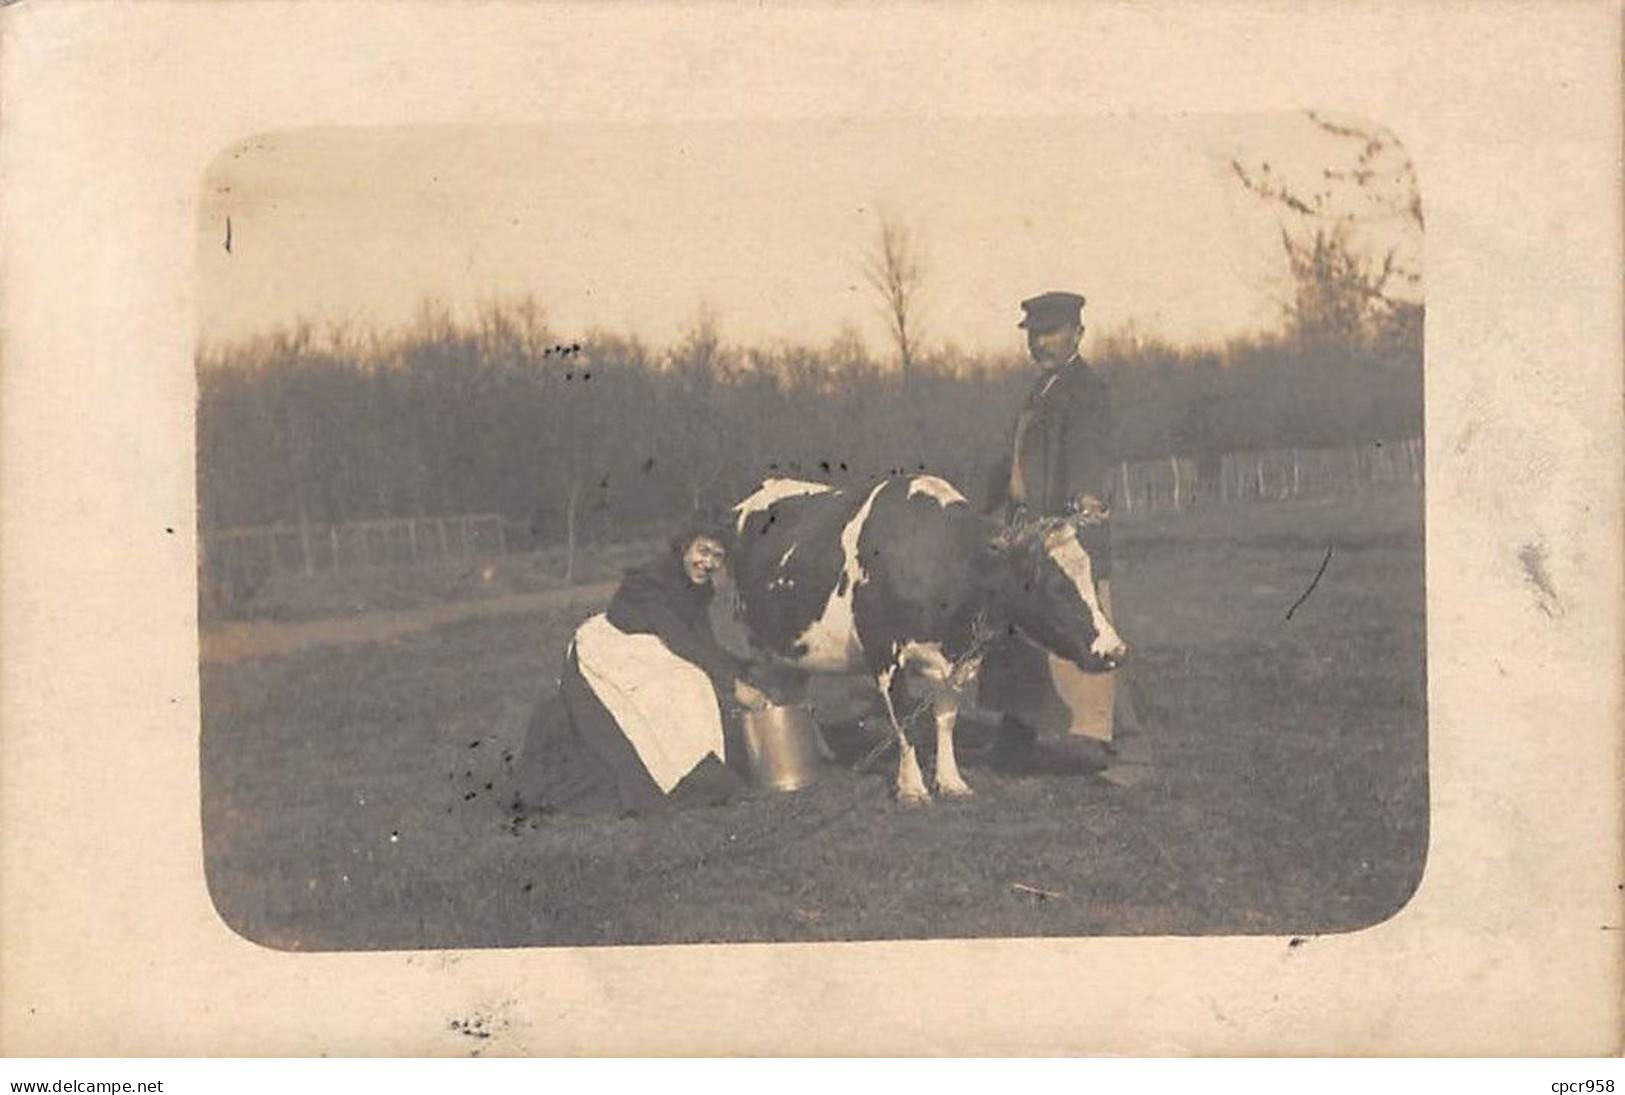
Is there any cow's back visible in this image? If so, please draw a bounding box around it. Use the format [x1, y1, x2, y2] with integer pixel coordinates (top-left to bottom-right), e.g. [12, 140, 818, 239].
[727, 474, 993, 672]
[728, 480, 861, 662]
[851, 476, 990, 665]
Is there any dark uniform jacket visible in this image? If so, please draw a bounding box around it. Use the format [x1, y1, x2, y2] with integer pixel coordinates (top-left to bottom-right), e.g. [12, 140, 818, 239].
[605, 551, 745, 694]
[987, 355, 1116, 575]
[979, 355, 1120, 734]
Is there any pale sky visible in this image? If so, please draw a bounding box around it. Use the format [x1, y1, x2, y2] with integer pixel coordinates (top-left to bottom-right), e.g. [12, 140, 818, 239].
[197, 114, 1421, 357]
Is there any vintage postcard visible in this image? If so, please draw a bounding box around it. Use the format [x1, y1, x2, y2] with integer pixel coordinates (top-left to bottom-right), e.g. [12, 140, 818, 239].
[194, 114, 1426, 950]
[1, 1, 1619, 1057]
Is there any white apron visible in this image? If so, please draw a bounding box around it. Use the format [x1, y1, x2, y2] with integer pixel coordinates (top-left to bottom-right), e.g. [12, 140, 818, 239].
[571, 613, 726, 793]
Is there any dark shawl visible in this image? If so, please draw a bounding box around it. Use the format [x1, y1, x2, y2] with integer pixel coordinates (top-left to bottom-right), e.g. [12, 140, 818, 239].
[603, 549, 745, 693]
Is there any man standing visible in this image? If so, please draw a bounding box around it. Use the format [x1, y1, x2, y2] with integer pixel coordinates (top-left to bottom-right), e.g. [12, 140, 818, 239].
[980, 290, 1151, 785]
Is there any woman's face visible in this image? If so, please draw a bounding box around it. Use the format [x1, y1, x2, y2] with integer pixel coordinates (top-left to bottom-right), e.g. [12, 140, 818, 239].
[682, 536, 727, 585]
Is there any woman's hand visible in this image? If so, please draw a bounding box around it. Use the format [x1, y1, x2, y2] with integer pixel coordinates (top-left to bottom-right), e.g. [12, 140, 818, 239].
[732, 679, 771, 712]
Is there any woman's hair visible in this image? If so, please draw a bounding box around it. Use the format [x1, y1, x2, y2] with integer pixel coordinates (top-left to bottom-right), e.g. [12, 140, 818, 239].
[667, 507, 733, 556]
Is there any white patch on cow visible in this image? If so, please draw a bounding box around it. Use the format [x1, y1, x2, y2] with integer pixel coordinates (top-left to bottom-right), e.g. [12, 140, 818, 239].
[906, 475, 965, 507]
[875, 664, 897, 712]
[1043, 524, 1126, 660]
[897, 639, 953, 683]
[788, 480, 887, 671]
[893, 640, 974, 797]
[898, 639, 979, 690]
[777, 544, 797, 568]
[895, 741, 929, 804]
[932, 696, 972, 797]
[732, 478, 834, 534]
[877, 662, 931, 804]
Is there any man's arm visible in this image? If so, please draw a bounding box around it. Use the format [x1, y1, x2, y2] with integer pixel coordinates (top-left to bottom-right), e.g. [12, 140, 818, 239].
[1059, 374, 1116, 508]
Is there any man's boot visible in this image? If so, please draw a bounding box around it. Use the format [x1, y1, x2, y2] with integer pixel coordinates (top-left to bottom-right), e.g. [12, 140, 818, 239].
[986, 714, 1037, 772]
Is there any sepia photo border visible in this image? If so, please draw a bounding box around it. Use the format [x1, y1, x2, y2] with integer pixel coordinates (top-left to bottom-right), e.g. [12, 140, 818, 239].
[0, 0, 1619, 1056]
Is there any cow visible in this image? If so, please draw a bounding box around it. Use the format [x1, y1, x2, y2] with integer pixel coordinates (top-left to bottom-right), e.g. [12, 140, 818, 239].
[721, 474, 1125, 804]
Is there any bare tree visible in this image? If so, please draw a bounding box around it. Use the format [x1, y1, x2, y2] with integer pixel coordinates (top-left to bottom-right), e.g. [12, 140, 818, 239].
[558, 333, 630, 582]
[1231, 111, 1423, 344]
[863, 211, 927, 381]
[665, 304, 731, 511]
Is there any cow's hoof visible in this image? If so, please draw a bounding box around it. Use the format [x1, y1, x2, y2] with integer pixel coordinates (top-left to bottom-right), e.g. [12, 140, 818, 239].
[896, 789, 932, 807]
[937, 781, 974, 798]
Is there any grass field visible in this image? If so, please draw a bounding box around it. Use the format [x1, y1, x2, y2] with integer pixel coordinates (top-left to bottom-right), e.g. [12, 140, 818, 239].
[202, 535, 662, 624]
[200, 488, 1426, 950]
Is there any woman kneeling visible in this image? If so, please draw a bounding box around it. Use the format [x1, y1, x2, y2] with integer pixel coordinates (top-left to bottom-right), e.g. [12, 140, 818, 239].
[512, 512, 769, 817]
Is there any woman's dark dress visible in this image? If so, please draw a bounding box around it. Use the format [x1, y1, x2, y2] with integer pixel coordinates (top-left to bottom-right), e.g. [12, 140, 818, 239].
[510, 550, 749, 816]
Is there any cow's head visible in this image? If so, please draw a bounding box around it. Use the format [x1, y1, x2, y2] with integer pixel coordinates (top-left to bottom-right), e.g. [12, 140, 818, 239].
[986, 508, 1126, 671]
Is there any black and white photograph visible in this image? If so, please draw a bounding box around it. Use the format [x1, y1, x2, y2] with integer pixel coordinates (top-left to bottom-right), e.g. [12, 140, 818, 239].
[3, 0, 1619, 1063]
[197, 114, 1427, 950]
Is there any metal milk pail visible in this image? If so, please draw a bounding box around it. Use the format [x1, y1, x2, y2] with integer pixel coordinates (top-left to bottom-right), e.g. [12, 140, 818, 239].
[739, 704, 824, 791]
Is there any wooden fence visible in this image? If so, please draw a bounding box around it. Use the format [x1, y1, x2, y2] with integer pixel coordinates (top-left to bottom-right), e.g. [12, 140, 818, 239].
[200, 438, 1421, 597]
[1112, 437, 1422, 515]
[201, 513, 513, 599]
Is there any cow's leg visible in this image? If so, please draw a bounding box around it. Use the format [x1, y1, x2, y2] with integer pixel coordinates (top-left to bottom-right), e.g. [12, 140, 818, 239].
[931, 687, 973, 797]
[878, 665, 929, 805]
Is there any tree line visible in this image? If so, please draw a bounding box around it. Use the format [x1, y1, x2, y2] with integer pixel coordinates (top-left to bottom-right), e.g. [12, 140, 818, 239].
[196, 296, 1421, 553]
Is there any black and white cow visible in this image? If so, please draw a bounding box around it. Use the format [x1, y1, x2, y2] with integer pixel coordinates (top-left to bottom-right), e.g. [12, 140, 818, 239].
[723, 474, 1125, 804]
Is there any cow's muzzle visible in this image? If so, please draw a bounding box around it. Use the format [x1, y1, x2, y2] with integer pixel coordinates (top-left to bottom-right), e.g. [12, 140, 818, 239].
[1092, 639, 1127, 670]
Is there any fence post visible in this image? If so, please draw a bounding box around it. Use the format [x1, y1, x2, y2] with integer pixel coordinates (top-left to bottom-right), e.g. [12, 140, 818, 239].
[297, 518, 312, 575]
[1119, 461, 1132, 515]
[1169, 455, 1182, 509]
